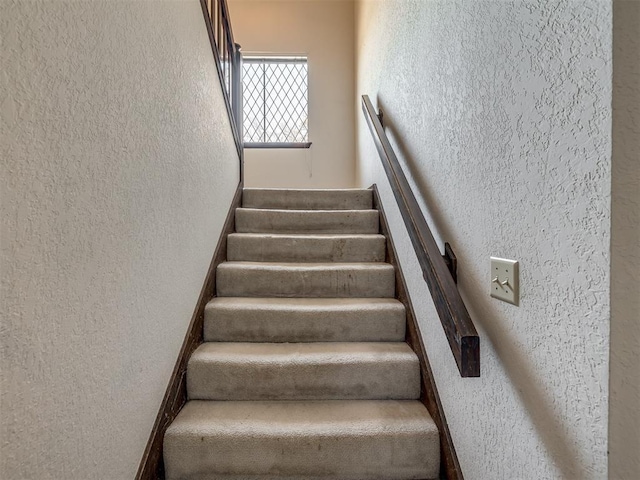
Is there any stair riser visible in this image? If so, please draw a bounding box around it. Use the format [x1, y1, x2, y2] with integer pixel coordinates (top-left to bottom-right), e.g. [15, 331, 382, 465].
[235, 209, 379, 234]
[216, 264, 395, 298]
[227, 234, 386, 262]
[243, 188, 373, 210]
[164, 400, 440, 480]
[187, 356, 420, 401]
[204, 302, 406, 342]
[165, 434, 438, 480]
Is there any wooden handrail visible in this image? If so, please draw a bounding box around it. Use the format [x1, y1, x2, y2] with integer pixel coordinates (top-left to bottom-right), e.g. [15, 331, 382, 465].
[362, 95, 480, 377]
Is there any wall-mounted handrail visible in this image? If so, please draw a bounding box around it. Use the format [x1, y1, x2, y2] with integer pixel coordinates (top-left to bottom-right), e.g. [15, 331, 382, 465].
[200, 0, 243, 166]
[362, 95, 480, 377]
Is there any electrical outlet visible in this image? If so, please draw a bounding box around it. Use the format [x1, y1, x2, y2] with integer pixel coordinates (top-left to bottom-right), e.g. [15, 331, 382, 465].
[490, 257, 519, 305]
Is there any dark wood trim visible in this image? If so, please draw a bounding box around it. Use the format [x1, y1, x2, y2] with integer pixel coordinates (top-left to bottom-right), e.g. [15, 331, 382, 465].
[362, 95, 479, 377]
[373, 184, 464, 480]
[135, 183, 243, 480]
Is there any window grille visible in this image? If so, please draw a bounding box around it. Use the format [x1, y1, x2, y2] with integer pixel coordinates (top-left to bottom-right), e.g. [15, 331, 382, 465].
[243, 57, 308, 145]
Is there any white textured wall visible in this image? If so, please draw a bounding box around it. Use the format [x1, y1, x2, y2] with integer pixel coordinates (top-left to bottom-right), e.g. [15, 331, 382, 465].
[0, 1, 240, 478]
[609, 1, 640, 478]
[228, 0, 356, 188]
[356, 1, 611, 479]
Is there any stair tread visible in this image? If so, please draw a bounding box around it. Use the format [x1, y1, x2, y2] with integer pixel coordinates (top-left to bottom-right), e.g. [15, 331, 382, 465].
[243, 189, 373, 196]
[167, 399, 436, 436]
[191, 341, 418, 362]
[228, 232, 385, 238]
[218, 261, 394, 269]
[243, 188, 373, 210]
[244, 188, 373, 193]
[237, 207, 376, 213]
[206, 296, 404, 309]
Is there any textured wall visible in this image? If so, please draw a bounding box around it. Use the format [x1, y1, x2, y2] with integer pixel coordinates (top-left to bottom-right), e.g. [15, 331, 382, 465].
[356, 1, 611, 478]
[228, 0, 356, 188]
[609, 1, 640, 478]
[0, 1, 240, 478]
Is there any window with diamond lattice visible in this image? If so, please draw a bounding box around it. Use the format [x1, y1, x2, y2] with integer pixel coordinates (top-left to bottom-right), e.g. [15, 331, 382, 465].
[243, 57, 309, 145]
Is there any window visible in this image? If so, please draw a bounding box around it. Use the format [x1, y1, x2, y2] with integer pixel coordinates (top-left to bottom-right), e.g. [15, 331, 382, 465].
[242, 56, 310, 147]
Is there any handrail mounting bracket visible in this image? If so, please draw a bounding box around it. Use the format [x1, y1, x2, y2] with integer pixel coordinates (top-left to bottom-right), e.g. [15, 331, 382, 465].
[443, 242, 457, 284]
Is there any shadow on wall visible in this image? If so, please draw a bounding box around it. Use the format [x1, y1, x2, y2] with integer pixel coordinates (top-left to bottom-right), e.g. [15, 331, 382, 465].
[375, 95, 585, 479]
[610, 1, 640, 478]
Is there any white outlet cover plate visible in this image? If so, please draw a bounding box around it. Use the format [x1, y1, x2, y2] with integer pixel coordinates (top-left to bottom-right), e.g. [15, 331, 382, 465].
[490, 257, 519, 305]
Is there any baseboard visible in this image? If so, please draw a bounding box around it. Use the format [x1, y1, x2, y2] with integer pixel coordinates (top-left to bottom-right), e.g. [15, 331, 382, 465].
[135, 183, 243, 480]
[372, 184, 464, 480]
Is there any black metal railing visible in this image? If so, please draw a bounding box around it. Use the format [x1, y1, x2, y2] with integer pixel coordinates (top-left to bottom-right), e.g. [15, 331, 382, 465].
[362, 95, 480, 377]
[200, 0, 243, 161]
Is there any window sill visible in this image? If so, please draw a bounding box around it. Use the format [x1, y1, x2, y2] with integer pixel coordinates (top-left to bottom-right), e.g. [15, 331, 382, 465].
[244, 142, 312, 149]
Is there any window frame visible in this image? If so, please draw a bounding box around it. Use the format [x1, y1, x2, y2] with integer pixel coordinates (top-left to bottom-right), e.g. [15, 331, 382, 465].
[242, 55, 312, 149]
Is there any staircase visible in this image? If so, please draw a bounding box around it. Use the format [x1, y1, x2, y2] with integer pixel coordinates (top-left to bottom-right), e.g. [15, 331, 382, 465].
[163, 188, 440, 480]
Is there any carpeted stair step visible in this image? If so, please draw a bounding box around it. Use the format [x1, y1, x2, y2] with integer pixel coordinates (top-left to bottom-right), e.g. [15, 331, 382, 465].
[163, 188, 441, 480]
[164, 399, 440, 480]
[216, 262, 395, 298]
[242, 188, 373, 210]
[186, 342, 420, 401]
[203, 297, 406, 342]
[235, 208, 379, 234]
[227, 233, 386, 262]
